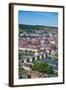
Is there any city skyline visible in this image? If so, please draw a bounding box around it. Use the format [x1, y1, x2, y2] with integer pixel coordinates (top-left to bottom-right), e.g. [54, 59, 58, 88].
[19, 11, 58, 27]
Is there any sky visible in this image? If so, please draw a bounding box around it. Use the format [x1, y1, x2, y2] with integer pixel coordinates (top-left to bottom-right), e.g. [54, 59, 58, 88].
[18, 11, 58, 27]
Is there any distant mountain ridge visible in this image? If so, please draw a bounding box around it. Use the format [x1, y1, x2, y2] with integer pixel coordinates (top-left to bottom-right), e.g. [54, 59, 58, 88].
[19, 24, 58, 33]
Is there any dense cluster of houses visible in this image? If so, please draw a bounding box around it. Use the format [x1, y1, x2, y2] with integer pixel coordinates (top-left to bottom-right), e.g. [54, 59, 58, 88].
[19, 29, 58, 52]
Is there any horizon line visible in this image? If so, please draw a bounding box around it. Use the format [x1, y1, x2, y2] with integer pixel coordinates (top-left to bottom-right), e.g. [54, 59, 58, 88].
[19, 23, 58, 28]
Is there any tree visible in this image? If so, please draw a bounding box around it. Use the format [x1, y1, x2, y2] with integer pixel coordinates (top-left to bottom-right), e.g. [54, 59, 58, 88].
[42, 54, 44, 58]
[37, 55, 40, 60]
[32, 57, 35, 63]
[32, 62, 54, 74]
[19, 66, 25, 75]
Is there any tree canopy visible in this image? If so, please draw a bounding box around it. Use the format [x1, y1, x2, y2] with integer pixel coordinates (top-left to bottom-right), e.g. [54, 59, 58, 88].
[32, 62, 54, 74]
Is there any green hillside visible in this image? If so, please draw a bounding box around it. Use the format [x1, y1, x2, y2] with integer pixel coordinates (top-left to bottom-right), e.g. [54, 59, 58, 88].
[19, 24, 58, 33]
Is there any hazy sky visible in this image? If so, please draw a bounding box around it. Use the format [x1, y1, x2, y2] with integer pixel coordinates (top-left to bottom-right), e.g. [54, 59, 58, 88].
[18, 11, 58, 27]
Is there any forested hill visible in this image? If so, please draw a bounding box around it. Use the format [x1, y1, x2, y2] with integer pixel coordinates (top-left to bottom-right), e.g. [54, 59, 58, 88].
[19, 24, 58, 33]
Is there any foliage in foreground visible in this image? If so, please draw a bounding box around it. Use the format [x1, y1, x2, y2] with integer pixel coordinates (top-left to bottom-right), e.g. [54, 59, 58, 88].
[19, 66, 25, 75]
[32, 62, 54, 74]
